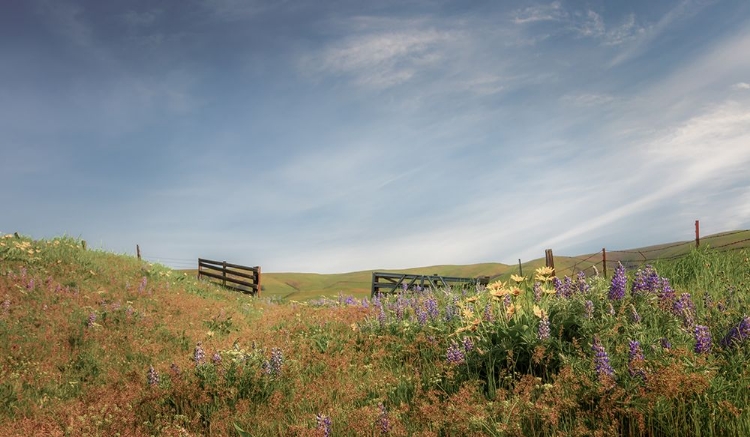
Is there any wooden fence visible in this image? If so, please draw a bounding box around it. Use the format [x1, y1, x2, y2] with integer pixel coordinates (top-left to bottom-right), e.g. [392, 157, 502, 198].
[372, 272, 489, 296]
[198, 258, 261, 296]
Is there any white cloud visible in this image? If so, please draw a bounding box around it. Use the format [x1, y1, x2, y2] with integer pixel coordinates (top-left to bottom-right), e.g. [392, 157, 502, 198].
[733, 82, 750, 90]
[560, 93, 615, 107]
[310, 29, 452, 89]
[513, 2, 567, 24]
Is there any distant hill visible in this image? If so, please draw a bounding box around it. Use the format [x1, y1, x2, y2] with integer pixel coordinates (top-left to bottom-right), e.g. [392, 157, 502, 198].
[183, 230, 750, 300]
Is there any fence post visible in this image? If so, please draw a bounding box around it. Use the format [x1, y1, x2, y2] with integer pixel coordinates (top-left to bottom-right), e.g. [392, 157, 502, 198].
[545, 249, 555, 277]
[256, 266, 261, 297]
[602, 248, 607, 279]
[137, 244, 141, 261]
[222, 261, 227, 287]
[518, 259, 523, 276]
[695, 220, 700, 248]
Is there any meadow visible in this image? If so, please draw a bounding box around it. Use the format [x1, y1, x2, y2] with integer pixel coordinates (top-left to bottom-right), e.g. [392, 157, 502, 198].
[2, 233, 750, 436]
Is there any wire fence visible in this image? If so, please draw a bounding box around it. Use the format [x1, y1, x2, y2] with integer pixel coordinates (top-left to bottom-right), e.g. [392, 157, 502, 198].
[552, 230, 750, 279]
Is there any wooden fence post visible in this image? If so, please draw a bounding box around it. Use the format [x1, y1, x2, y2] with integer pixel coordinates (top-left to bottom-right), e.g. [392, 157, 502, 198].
[602, 248, 607, 279]
[256, 266, 261, 297]
[518, 259, 523, 277]
[545, 249, 555, 277]
[695, 220, 700, 248]
[222, 261, 227, 288]
[137, 245, 141, 261]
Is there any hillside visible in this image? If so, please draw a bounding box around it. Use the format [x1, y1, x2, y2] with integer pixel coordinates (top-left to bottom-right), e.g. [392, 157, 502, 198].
[187, 230, 750, 300]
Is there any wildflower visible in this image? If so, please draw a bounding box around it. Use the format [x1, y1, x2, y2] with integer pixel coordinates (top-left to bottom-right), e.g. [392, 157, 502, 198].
[316, 414, 332, 437]
[193, 342, 205, 365]
[660, 338, 672, 350]
[87, 312, 97, 328]
[462, 336, 475, 353]
[482, 302, 494, 322]
[534, 266, 554, 282]
[148, 365, 160, 386]
[533, 282, 543, 302]
[608, 263, 626, 300]
[344, 296, 355, 305]
[170, 363, 181, 376]
[377, 403, 390, 435]
[416, 306, 428, 325]
[694, 325, 712, 354]
[720, 316, 750, 349]
[26, 278, 34, 290]
[212, 352, 222, 364]
[673, 293, 696, 328]
[510, 274, 525, 283]
[592, 336, 615, 380]
[263, 348, 284, 376]
[361, 298, 369, 308]
[2, 298, 9, 314]
[607, 302, 615, 316]
[444, 297, 459, 322]
[584, 300, 594, 319]
[378, 306, 387, 328]
[538, 315, 550, 340]
[446, 340, 465, 365]
[139, 276, 147, 293]
[632, 265, 660, 295]
[659, 278, 675, 302]
[425, 296, 439, 320]
[576, 271, 589, 294]
[628, 340, 646, 379]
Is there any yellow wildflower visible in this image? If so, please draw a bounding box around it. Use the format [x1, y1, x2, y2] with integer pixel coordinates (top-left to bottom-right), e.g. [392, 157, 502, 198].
[510, 274, 525, 283]
[533, 305, 548, 319]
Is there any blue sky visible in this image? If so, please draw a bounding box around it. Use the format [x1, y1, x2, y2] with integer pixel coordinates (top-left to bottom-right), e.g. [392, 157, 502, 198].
[2, 0, 750, 273]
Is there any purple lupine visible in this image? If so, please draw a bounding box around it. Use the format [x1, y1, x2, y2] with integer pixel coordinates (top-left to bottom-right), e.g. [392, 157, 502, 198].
[416, 306, 428, 326]
[316, 413, 332, 437]
[673, 293, 696, 328]
[584, 300, 594, 319]
[462, 336, 475, 353]
[425, 296, 439, 320]
[361, 298, 369, 308]
[576, 271, 589, 294]
[148, 365, 160, 386]
[344, 296, 356, 306]
[660, 338, 672, 350]
[2, 298, 10, 313]
[139, 276, 147, 293]
[444, 297, 459, 322]
[533, 282, 543, 302]
[483, 302, 494, 322]
[263, 347, 284, 375]
[628, 340, 646, 379]
[538, 315, 550, 340]
[446, 340, 465, 365]
[608, 263, 627, 300]
[592, 336, 615, 380]
[552, 277, 565, 298]
[720, 316, 750, 349]
[87, 312, 97, 328]
[212, 352, 222, 365]
[630, 305, 641, 324]
[193, 342, 205, 365]
[632, 265, 659, 295]
[378, 306, 387, 328]
[26, 278, 34, 290]
[659, 278, 675, 302]
[377, 403, 390, 435]
[401, 282, 408, 292]
[694, 325, 712, 354]
[502, 294, 512, 309]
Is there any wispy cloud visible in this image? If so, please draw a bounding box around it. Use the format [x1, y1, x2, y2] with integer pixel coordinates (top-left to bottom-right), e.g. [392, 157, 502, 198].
[733, 82, 750, 90]
[513, 2, 567, 24]
[307, 27, 453, 89]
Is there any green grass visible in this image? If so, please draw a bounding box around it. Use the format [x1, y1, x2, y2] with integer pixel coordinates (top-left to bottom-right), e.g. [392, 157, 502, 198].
[3, 232, 750, 436]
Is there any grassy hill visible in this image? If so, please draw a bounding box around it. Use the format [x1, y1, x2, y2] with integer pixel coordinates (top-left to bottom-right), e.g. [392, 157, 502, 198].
[2, 232, 750, 435]
[185, 230, 750, 300]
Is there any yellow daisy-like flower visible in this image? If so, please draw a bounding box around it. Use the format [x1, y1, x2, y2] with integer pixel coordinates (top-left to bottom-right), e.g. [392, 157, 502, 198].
[510, 274, 525, 283]
[454, 318, 481, 335]
[505, 303, 517, 319]
[534, 266, 555, 282]
[533, 305, 548, 319]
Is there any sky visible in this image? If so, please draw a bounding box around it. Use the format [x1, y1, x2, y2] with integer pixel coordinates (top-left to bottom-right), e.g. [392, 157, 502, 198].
[2, 0, 750, 273]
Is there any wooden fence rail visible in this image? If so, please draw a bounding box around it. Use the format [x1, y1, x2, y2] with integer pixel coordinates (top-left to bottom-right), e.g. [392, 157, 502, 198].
[372, 272, 489, 297]
[198, 258, 261, 296]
